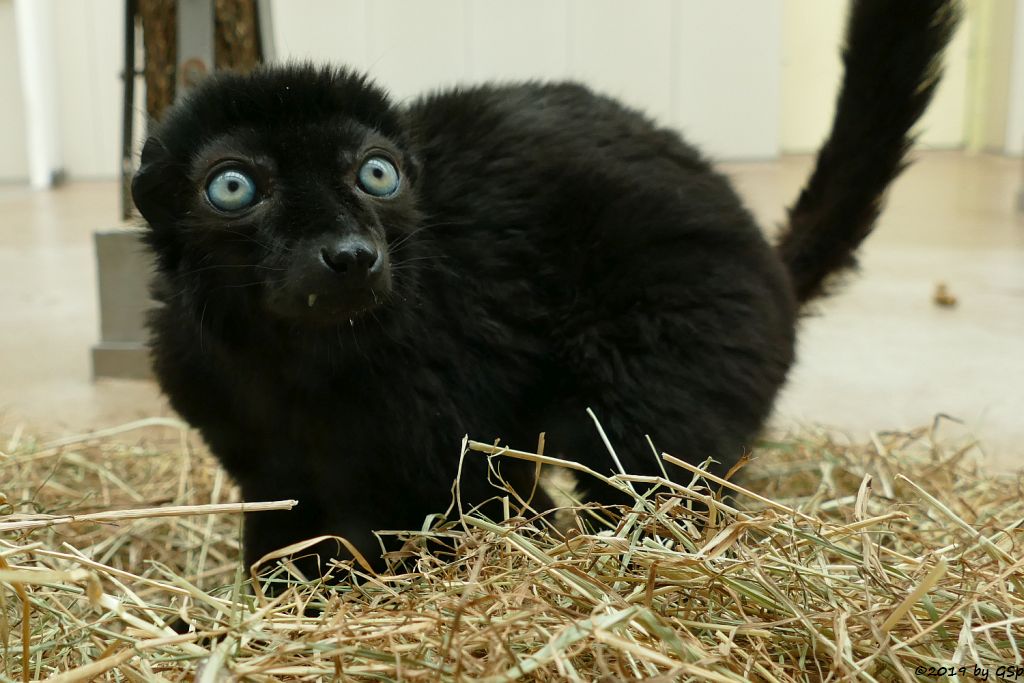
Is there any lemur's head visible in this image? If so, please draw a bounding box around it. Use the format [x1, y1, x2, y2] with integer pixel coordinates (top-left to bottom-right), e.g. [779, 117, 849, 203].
[133, 65, 421, 327]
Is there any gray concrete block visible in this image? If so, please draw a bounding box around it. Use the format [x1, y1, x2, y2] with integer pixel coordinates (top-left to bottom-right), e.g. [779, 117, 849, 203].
[91, 228, 154, 379]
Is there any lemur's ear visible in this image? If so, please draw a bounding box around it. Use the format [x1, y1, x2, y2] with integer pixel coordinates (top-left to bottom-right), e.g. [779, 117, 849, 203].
[132, 137, 184, 226]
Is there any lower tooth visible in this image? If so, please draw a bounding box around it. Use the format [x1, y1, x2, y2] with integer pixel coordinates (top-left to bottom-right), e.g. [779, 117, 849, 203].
[307, 294, 317, 307]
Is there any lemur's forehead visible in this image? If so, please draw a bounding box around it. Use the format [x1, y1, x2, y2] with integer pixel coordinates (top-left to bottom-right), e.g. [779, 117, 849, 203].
[194, 116, 368, 152]
[185, 118, 399, 177]
[154, 65, 404, 162]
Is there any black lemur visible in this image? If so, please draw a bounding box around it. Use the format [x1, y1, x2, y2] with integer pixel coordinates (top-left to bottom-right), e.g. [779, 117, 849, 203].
[132, 1, 959, 572]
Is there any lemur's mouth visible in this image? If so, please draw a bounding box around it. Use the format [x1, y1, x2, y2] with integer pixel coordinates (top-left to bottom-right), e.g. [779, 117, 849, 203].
[266, 281, 386, 327]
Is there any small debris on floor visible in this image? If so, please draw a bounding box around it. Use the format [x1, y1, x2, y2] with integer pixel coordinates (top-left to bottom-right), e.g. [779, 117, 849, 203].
[933, 281, 958, 308]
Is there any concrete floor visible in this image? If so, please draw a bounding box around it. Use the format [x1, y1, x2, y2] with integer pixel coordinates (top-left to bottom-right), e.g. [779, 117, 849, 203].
[1, 151, 1022, 466]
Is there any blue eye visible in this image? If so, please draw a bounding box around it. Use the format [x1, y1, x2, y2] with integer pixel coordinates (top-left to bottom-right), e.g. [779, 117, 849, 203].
[206, 169, 257, 211]
[357, 157, 400, 197]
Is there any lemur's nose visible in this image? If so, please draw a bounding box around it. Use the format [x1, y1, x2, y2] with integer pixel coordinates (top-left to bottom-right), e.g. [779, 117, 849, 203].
[319, 237, 383, 284]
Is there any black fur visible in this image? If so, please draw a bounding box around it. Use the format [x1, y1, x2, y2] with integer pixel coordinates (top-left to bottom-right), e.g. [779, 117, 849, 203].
[132, 0, 958, 573]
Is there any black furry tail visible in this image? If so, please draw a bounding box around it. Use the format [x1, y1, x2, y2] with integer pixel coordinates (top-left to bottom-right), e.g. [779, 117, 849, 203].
[776, 0, 960, 304]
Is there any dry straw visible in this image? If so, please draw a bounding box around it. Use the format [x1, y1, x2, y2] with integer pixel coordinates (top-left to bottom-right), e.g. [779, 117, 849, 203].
[1, 415, 1022, 681]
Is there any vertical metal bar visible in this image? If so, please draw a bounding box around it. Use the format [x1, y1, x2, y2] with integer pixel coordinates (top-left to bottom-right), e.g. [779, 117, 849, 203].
[121, 0, 137, 220]
[1018, 156, 1024, 212]
[176, 0, 215, 98]
[256, 0, 276, 63]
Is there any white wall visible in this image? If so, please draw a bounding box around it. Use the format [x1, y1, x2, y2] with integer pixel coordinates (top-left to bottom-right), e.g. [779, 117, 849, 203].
[673, 0, 781, 159]
[925, 7, 972, 149]
[53, 0, 123, 179]
[270, 0, 782, 159]
[0, 0, 1020, 182]
[1006, 0, 1024, 155]
[0, 0, 121, 183]
[0, 0, 29, 182]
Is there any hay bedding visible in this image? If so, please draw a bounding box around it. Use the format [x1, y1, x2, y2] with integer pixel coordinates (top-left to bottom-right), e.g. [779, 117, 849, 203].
[1, 416, 1022, 682]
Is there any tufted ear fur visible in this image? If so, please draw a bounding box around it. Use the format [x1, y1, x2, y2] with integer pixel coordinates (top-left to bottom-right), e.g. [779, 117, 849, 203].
[132, 137, 187, 272]
[132, 137, 184, 227]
